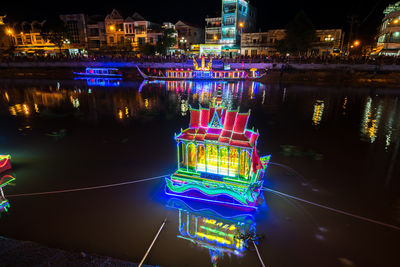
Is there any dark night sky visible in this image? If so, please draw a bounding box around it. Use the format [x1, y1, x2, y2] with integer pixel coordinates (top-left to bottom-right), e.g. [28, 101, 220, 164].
[1, 0, 397, 43]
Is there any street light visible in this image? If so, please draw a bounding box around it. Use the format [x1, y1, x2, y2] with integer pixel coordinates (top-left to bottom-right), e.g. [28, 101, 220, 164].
[239, 22, 244, 47]
[353, 40, 360, 47]
[6, 28, 13, 35]
[109, 25, 115, 31]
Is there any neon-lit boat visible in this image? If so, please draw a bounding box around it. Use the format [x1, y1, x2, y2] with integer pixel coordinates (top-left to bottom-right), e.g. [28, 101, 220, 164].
[137, 58, 265, 81]
[165, 105, 271, 208]
[0, 155, 11, 174]
[74, 77, 123, 87]
[73, 67, 122, 77]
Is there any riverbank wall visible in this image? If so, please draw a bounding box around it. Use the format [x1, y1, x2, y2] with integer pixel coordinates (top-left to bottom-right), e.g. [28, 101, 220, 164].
[1, 61, 400, 72]
[1, 61, 400, 88]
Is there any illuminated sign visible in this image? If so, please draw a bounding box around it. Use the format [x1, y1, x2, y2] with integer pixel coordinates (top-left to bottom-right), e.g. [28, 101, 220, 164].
[200, 44, 222, 56]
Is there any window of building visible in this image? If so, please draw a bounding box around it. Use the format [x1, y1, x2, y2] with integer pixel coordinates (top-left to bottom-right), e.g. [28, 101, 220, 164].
[35, 35, 43, 44]
[109, 36, 114, 43]
[25, 35, 32, 44]
[66, 20, 80, 44]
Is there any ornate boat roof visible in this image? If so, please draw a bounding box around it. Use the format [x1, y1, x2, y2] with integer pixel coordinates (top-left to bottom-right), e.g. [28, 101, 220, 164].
[176, 107, 259, 149]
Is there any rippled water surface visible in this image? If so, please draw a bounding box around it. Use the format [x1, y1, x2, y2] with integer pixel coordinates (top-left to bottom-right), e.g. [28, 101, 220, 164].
[0, 79, 399, 267]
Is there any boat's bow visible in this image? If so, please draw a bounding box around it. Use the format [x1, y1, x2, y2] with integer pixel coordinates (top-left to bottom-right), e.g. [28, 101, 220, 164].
[136, 66, 149, 79]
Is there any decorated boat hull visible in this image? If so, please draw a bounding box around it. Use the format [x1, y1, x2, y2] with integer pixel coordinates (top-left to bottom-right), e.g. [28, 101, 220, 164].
[137, 66, 265, 81]
[165, 155, 271, 209]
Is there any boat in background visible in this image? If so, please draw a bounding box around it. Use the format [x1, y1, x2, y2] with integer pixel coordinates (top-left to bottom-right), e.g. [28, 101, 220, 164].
[74, 77, 122, 87]
[73, 67, 122, 77]
[137, 57, 266, 81]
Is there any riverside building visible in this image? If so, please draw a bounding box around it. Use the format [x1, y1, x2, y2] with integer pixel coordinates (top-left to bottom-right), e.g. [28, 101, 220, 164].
[204, 0, 256, 56]
[376, 1, 400, 55]
[240, 29, 343, 56]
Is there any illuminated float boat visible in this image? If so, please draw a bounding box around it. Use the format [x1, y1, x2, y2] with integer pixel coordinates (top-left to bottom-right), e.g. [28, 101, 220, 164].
[137, 58, 265, 81]
[73, 67, 123, 77]
[165, 106, 271, 208]
[166, 197, 257, 264]
[0, 155, 11, 174]
[74, 77, 122, 87]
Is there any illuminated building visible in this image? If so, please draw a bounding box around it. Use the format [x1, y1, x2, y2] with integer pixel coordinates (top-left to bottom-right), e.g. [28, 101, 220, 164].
[221, 0, 256, 52]
[205, 17, 222, 44]
[124, 13, 165, 51]
[166, 197, 257, 265]
[375, 1, 400, 55]
[6, 20, 59, 55]
[241, 29, 343, 56]
[104, 9, 125, 47]
[165, 100, 271, 208]
[203, 0, 256, 55]
[175, 21, 204, 52]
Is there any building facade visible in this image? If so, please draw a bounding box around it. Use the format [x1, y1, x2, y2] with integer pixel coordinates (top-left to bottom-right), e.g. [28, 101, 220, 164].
[104, 9, 125, 47]
[7, 20, 59, 54]
[205, 17, 222, 44]
[221, 0, 256, 51]
[241, 29, 343, 56]
[376, 1, 400, 55]
[86, 15, 106, 51]
[59, 13, 88, 52]
[175, 21, 204, 52]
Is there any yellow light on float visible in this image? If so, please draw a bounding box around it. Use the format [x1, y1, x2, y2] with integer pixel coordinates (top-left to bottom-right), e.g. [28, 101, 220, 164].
[250, 68, 257, 77]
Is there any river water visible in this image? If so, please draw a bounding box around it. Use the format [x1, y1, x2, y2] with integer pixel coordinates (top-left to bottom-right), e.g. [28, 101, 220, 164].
[0, 78, 399, 266]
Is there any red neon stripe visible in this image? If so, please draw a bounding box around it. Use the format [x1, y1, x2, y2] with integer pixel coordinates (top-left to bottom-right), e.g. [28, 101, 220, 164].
[0, 158, 10, 168]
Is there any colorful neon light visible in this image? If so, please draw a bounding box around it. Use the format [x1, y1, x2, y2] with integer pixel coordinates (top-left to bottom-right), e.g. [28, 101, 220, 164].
[165, 105, 270, 208]
[166, 197, 257, 265]
[0, 155, 11, 173]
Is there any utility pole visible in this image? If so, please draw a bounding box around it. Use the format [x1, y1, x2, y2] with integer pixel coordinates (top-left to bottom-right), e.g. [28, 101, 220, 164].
[346, 15, 358, 57]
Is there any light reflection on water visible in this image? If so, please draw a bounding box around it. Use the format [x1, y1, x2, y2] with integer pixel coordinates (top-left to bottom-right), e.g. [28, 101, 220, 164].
[0, 79, 400, 266]
[2, 80, 400, 150]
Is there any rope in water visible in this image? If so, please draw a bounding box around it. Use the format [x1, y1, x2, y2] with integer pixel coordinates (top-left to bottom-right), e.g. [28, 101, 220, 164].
[263, 187, 400, 231]
[6, 171, 400, 231]
[7, 175, 167, 198]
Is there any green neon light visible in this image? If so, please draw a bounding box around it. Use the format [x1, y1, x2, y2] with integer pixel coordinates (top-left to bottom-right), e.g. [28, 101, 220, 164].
[199, 226, 236, 238]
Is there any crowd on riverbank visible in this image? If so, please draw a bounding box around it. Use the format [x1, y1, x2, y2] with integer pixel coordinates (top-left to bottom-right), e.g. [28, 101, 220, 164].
[1, 54, 400, 65]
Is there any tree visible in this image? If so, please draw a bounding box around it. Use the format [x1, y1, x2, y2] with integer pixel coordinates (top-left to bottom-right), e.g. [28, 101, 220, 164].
[156, 28, 177, 55]
[276, 11, 317, 56]
[139, 43, 156, 56]
[40, 18, 70, 54]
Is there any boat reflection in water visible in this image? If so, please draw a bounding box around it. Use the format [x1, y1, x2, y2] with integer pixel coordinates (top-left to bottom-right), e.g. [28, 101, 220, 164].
[74, 77, 122, 87]
[166, 197, 259, 266]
